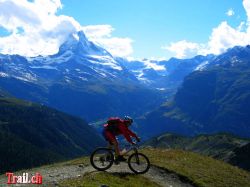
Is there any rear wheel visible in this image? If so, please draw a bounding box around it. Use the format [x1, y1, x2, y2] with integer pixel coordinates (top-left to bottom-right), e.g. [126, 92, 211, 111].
[128, 153, 150, 174]
[90, 147, 114, 171]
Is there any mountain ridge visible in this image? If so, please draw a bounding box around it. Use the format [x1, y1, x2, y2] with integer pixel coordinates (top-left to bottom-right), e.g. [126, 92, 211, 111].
[143, 132, 250, 171]
[0, 94, 104, 173]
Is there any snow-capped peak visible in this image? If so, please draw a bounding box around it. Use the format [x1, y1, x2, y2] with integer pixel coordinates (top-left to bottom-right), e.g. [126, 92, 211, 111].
[58, 31, 112, 57]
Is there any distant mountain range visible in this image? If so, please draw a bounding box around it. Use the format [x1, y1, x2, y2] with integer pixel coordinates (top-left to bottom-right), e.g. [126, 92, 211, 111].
[117, 55, 214, 92]
[0, 31, 165, 121]
[0, 31, 216, 122]
[137, 45, 250, 139]
[0, 91, 104, 173]
[143, 133, 250, 171]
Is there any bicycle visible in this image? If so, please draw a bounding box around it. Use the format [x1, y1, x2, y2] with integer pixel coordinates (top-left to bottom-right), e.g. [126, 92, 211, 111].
[90, 144, 150, 174]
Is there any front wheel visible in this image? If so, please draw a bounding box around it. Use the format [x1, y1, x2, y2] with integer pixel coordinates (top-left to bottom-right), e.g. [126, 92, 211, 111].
[128, 153, 150, 174]
[90, 147, 114, 171]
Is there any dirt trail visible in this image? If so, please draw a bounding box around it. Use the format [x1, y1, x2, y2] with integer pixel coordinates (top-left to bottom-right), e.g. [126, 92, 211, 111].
[0, 162, 193, 187]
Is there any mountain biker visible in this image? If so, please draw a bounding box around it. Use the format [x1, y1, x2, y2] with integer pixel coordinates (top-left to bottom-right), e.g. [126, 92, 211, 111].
[102, 116, 140, 162]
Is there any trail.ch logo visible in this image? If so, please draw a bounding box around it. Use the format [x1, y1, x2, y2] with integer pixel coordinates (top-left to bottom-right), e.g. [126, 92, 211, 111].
[6, 172, 43, 184]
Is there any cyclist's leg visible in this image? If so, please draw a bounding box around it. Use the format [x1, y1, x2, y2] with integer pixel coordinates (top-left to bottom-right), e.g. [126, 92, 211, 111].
[107, 135, 126, 161]
[110, 139, 119, 156]
[104, 130, 120, 156]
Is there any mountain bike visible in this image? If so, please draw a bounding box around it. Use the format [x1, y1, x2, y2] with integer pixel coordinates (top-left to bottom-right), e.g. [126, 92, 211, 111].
[90, 144, 150, 174]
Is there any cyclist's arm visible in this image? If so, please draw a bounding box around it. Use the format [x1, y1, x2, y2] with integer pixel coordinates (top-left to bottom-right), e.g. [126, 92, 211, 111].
[127, 129, 139, 140]
[120, 125, 139, 143]
[119, 125, 134, 143]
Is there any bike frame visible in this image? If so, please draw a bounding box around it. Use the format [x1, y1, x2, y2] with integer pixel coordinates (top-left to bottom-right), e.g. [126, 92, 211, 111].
[107, 144, 139, 157]
[122, 144, 139, 156]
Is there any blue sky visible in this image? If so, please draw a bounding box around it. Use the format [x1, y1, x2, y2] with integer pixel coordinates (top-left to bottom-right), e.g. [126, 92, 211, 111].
[58, 0, 247, 59]
[0, 0, 249, 59]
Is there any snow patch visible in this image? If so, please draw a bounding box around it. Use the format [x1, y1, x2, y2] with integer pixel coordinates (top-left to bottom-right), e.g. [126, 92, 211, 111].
[88, 55, 123, 71]
[28, 50, 73, 65]
[0, 72, 9, 77]
[78, 76, 88, 81]
[31, 65, 58, 70]
[230, 56, 241, 66]
[156, 88, 166, 91]
[195, 61, 209, 71]
[14, 74, 37, 82]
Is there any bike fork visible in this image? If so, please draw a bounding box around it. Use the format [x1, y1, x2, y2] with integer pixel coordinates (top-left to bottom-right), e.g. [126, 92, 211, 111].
[133, 148, 140, 164]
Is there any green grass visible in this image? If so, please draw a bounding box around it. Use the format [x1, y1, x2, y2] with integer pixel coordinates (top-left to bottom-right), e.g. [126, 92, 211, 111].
[142, 148, 250, 187]
[59, 172, 160, 187]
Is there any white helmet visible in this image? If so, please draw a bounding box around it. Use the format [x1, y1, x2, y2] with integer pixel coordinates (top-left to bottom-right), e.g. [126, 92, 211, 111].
[124, 116, 133, 125]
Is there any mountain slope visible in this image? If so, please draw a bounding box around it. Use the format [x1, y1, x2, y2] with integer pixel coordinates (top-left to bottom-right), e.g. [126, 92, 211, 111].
[0, 96, 104, 173]
[138, 45, 250, 139]
[229, 142, 250, 171]
[143, 133, 250, 171]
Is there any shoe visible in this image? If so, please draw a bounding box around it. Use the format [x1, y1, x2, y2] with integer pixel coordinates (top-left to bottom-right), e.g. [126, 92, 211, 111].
[114, 160, 120, 165]
[115, 155, 127, 162]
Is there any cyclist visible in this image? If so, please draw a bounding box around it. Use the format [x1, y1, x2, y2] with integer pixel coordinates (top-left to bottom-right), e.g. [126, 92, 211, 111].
[102, 116, 140, 161]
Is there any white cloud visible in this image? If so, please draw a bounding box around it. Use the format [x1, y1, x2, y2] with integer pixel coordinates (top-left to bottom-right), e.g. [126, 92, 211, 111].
[162, 40, 203, 59]
[0, 0, 81, 56]
[163, 0, 250, 59]
[206, 21, 249, 54]
[141, 59, 166, 71]
[243, 0, 250, 23]
[95, 37, 133, 57]
[83, 25, 114, 39]
[0, 0, 133, 57]
[83, 25, 133, 57]
[226, 8, 234, 17]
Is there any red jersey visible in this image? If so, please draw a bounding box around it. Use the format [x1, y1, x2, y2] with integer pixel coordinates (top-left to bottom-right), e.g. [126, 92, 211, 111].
[103, 118, 138, 144]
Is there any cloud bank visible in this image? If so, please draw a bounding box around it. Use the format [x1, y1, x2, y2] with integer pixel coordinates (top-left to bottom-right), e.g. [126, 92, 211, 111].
[0, 0, 133, 57]
[83, 25, 133, 57]
[163, 0, 250, 59]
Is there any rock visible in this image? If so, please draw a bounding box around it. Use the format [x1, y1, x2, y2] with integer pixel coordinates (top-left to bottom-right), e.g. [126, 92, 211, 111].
[100, 185, 109, 187]
[78, 164, 84, 168]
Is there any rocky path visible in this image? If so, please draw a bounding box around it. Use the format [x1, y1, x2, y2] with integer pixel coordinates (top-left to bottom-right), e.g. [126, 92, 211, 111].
[0, 162, 193, 187]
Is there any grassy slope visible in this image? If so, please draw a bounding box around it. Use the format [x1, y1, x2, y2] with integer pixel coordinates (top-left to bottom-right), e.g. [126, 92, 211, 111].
[143, 133, 249, 161]
[142, 149, 250, 187]
[58, 148, 250, 187]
